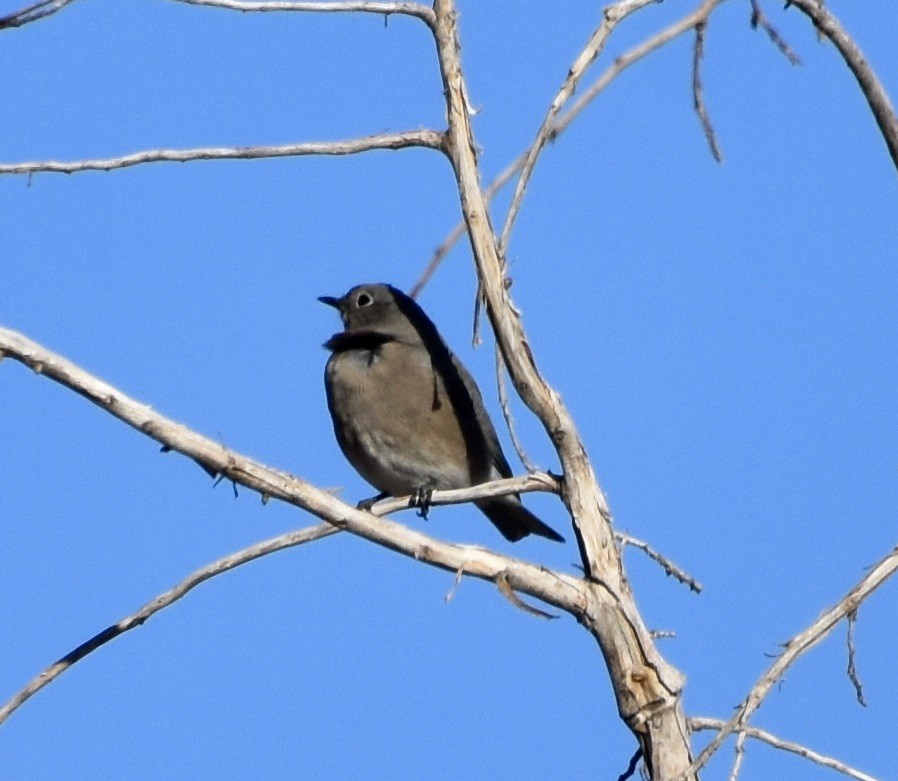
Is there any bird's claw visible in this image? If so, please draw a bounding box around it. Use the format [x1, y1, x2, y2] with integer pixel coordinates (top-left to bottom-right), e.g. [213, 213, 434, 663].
[410, 486, 434, 519]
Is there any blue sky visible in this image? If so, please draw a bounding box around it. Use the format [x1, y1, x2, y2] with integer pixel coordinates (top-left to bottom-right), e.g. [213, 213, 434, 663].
[1, 1, 896, 779]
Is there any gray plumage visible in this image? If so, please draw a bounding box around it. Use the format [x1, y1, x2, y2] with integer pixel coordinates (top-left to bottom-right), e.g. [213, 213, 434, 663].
[320, 283, 564, 543]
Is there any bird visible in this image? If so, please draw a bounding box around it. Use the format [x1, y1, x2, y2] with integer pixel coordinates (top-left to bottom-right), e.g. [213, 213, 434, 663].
[320, 282, 564, 543]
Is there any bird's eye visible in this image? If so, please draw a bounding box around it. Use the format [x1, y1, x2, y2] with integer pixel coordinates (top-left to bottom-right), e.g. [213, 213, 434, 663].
[356, 292, 373, 307]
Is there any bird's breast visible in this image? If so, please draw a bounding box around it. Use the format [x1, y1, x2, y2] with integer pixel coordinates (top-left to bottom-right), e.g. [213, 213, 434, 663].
[324, 342, 472, 494]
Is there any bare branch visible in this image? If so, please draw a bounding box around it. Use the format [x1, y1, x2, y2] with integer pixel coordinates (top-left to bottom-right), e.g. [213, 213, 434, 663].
[367, 472, 560, 516]
[692, 20, 723, 162]
[690, 717, 880, 781]
[787, 0, 898, 173]
[728, 730, 747, 781]
[0, 131, 445, 177]
[0, 324, 586, 594]
[0, 458, 552, 727]
[498, 0, 659, 256]
[411, 0, 727, 297]
[615, 531, 703, 593]
[0, 522, 340, 726]
[0, 0, 76, 30]
[172, 0, 436, 28]
[682, 546, 898, 778]
[749, 0, 801, 65]
[495, 342, 538, 472]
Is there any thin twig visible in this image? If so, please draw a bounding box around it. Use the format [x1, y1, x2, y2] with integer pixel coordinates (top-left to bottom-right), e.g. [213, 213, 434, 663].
[689, 717, 880, 781]
[846, 609, 867, 706]
[367, 472, 560, 517]
[0, 131, 445, 176]
[497, 0, 659, 257]
[172, 0, 435, 27]
[496, 572, 558, 619]
[445, 564, 465, 602]
[495, 342, 538, 472]
[728, 731, 747, 781]
[748, 0, 801, 64]
[680, 546, 898, 779]
[692, 20, 723, 162]
[0, 0, 76, 30]
[0, 522, 340, 726]
[786, 0, 898, 173]
[615, 531, 703, 593]
[617, 747, 644, 781]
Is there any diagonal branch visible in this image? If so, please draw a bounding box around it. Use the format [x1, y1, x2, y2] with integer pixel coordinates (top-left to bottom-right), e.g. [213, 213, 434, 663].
[0, 522, 340, 727]
[682, 545, 898, 778]
[411, 0, 727, 298]
[0, 0, 76, 30]
[172, 0, 436, 28]
[689, 717, 879, 781]
[0, 323, 585, 592]
[497, 0, 659, 256]
[787, 0, 898, 173]
[0, 131, 445, 177]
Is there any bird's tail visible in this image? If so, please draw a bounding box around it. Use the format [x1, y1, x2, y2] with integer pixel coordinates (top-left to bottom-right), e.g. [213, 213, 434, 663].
[476, 497, 565, 543]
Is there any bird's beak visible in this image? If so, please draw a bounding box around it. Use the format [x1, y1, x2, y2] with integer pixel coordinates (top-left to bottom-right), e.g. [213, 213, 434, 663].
[318, 295, 342, 310]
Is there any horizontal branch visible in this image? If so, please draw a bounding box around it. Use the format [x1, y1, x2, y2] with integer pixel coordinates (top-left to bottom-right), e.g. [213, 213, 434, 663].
[0, 130, 445, 176]
[173, 0, 435, 27]
[689, 717, 878, 781]
[369, 472, 560, 516]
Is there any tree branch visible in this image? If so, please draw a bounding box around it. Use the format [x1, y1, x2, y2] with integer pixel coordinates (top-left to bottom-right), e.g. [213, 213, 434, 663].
[689, 717, 879, 781]
[0, 468, 557, 728]
[787, 0, 898, 173]
[411, 0, 727, 298]
[682, 545, 898, 778]
[0, 522, 340, 727]
[172, 0, 436, 28]
[0, 0, 76, 30]
[0, 325, 586, 600]
[497, 0, 659, 256]
[430, 2, 694, 777]
[0, 131, 445, 177]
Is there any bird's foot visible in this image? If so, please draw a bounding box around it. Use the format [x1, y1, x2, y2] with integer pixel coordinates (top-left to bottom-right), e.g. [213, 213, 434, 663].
[410, 486, 434, 519]
[358, 491, 389, 511]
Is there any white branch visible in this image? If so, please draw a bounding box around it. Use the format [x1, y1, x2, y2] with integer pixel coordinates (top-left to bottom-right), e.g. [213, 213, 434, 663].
[0, 131, 444, 176]
[689, 717, 881, 781]
[172, 0, 435, 27]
